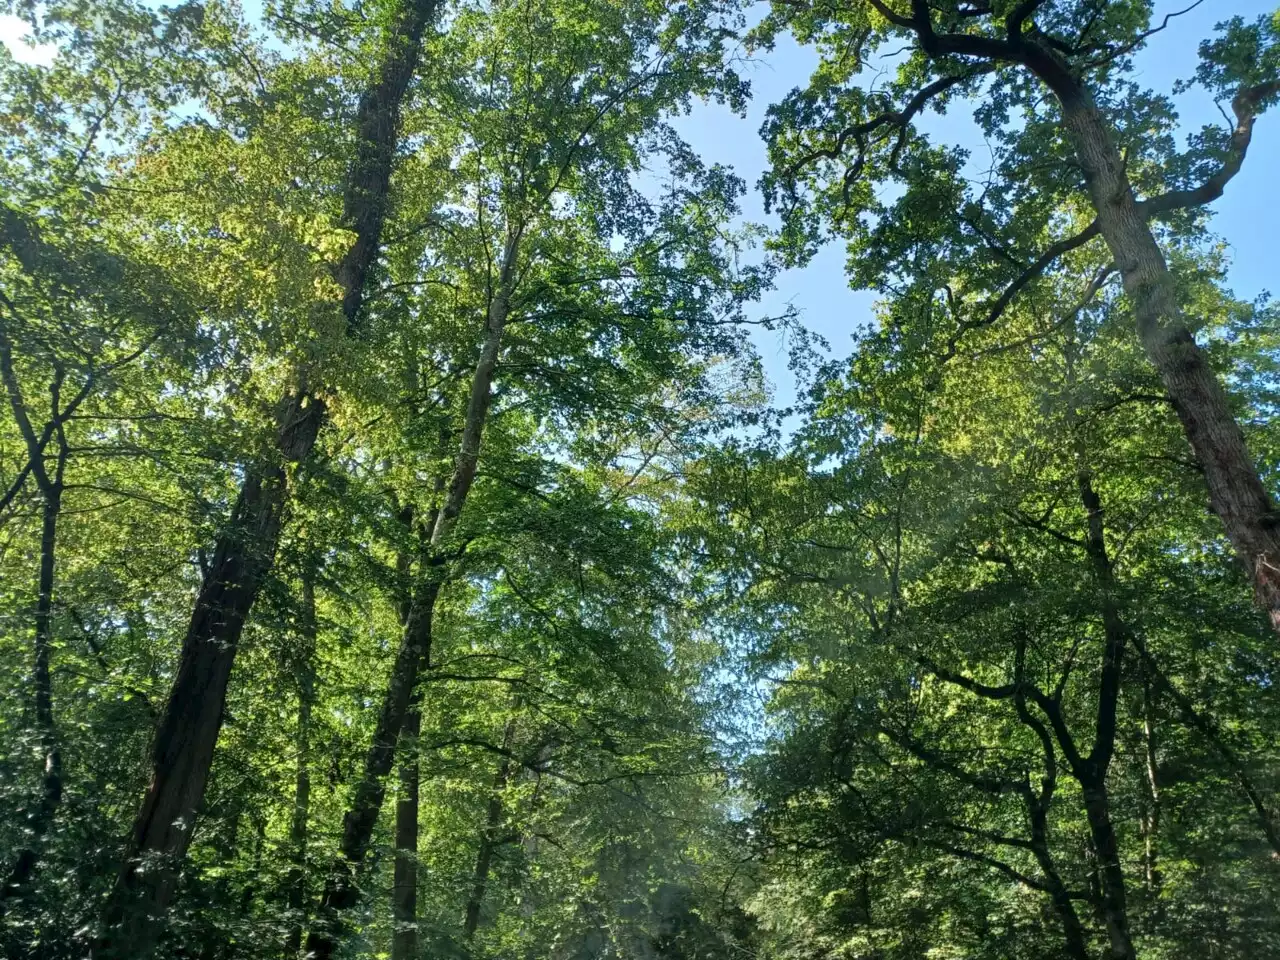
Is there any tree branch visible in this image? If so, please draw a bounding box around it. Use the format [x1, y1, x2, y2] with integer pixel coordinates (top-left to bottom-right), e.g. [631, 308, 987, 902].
[1141, 79, 1280, 216]
[938, 220, 1101, 361]
[920, 838, 1049, 891]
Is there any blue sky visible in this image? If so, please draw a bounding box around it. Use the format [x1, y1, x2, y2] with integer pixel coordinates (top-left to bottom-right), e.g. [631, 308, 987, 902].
[670, 1, 1280, 406]
[3, 1, 1275, 409]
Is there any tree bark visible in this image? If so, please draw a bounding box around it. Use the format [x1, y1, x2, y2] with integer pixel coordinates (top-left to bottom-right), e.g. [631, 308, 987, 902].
[93, 2, 439, 953]
[305, 230, 522, 959]
[1073, 472, 1135, 960]
[898, 8, 1280, 631]
[1026, 781, 1087, 953]
[1131, 636, 1280, 854]
[304, 579, 440, 959]
[95, 400, 322, 957]
[1030, 54, 1280, 635]
[391, 707, 421, 960]
[0, 335, 71, 907]
[1079, 784, 1132, 960]
[1011, 652, 1090, 960]
[1033, 840, 1090, 960]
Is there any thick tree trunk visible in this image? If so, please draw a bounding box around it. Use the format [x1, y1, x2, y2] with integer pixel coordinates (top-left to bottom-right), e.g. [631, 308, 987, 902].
[464, 718, 518, 939]
[1044, 72, 1280, 634]
[96, 401, 322, 957]
[283, 577, 317, 958]
[93, 2, 438, 954]
[305, 231, 522, 958]
[1, 486, 64, 905]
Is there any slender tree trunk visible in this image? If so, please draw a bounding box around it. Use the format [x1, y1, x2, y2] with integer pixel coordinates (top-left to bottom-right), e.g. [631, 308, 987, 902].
[1036, 852, 1090, 960]
[93, 3, 438, 954]
[392, 512, 421, 960]
[1131, 635, 1280, 854]
[1140, 668, 1161, 898]
[1, 484, 64, 905]
[392, 707, 421, 960]
[1032, 62, 1280, 633]
[305, 230, 522, 959]
[460, 779, 504, 940]
[282, 675, 313, 957]
[1027, 794, 1088, 956]
[0, 323, 73, 907]
[464, 717, 518, 939]
[305, 579, 440, 959]
[283, 576, 317, 958]
[1080, 782, 1134, 960]
[234, 814, 268, 943]
[1014, 669, 1089, 960]
[1073, 472, 1135, 960]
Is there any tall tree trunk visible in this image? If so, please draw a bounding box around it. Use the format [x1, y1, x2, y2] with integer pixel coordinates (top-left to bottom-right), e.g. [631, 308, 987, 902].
[1027, 769, 1087, 951]
[1034, 847, 1090, 960]
[283, 576, 317, 958]
[304, 579, 441, 958]
[1011, 650, 1090, 960]
[305, 230, 522, 960]
[0, 319, 72, 907]
[1080, 783, 1133, 960]
[1073, 472, 1135, 960]
[233, 814, 268, 946]
[910, 14, 1280, 632]
[464, 717, 518, 939]
[1029, 54, 1280, 634]
[92, 3, 439, 955]
[392, 511, 421, 960]
[96, 406, 321, 956]
[1140, 667, 1161, 898]
[392, 707, 421, 960]
[1, 483, 64, 905]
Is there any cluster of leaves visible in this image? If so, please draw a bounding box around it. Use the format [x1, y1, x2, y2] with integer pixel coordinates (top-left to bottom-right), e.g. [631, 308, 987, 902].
[3, 0, 1280, 958]
[680, 3, 1280, 958]
[0, 0, 766, 956]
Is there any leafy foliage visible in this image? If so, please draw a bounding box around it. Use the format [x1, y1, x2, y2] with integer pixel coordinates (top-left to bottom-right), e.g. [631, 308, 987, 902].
[1, 1, 1278, 959]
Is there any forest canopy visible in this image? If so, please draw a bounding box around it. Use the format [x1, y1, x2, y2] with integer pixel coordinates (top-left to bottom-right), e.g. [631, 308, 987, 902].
[1, 1, 1278, 958]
